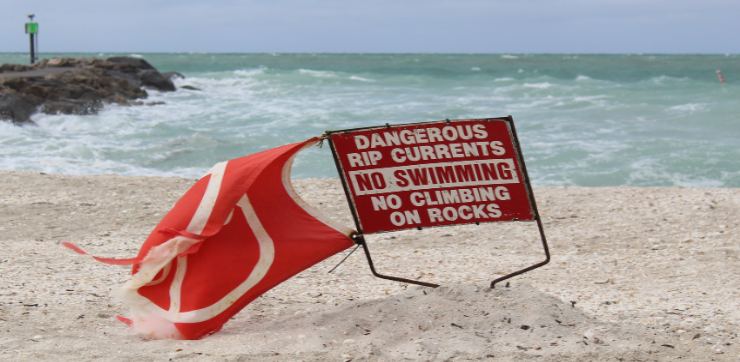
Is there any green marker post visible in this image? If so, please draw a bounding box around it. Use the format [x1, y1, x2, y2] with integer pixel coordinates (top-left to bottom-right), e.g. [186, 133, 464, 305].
[25, 14, 39, 64]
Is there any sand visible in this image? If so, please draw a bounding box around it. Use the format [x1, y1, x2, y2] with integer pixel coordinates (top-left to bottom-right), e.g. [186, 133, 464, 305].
[0, 171, 737, 360]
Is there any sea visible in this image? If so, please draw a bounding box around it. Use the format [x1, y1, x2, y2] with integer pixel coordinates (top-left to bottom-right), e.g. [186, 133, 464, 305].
[1, 53, 738, 187]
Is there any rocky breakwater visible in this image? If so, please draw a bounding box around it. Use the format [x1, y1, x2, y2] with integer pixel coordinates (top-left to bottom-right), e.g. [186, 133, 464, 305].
[0, 57, 181, 125]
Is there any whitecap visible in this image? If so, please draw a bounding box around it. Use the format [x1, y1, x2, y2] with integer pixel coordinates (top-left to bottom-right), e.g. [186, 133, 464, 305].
[523, 82, 553, 89]
[233, 67, 267, 77]
[575, 75, 591, 81]
[627, 158, 724, 187]
[570, 95, 609, 106]
[667, 103, 707, 113]
[348, 75, 375, 82]
[577, 95, 607, 101]
[500, 54, 519, 59]
[470, 67, 481, 72]
[649, 75, 688, 85]
[298, 69, 337, 78]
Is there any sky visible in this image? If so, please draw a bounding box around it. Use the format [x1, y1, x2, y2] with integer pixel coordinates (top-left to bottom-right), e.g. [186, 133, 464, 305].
[1, 0, 739, 53]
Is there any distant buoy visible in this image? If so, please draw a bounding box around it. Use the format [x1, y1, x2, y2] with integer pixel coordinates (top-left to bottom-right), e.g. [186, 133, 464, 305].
[716, 69, 726, 84]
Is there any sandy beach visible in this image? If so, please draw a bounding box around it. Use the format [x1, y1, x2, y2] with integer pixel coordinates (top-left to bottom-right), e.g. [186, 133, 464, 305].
[0, 171, 737, 360]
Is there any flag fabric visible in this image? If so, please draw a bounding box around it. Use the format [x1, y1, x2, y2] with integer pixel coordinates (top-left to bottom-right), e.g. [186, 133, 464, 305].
[65, 138, 354, 339]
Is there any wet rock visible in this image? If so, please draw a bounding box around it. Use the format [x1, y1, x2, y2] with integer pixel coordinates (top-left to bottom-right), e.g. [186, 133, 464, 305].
[0, 56, 178, 124]
[162, 71, 185, 80]
[41, 99, 103, 115]
[0, 93, 38, 124]
[0, 64, 34, 73]
[105, 57, 156, 71]
[139, 69, 176, 91]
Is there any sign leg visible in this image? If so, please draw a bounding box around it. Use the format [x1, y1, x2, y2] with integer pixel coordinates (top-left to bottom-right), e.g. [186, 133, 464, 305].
[356, 234, 439, 288]
[490, 217, 551, 288]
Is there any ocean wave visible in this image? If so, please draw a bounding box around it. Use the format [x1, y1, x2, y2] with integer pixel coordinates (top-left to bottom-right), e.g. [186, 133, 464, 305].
[500, 54, 519, 59]
[626, 158, 724, 187]
[575, 75, 592, 81]
[549, 95, 612, 109]
[572, 95, 607, 102]
[233, 67, 267, 77]
[649, 75, 690, 85]
[666, 103, 707, 113]
[470, 67, 481, 72]
[522, 82, 553, 89]
[297, 69, 338, 78]
[348, 75, 375, 82]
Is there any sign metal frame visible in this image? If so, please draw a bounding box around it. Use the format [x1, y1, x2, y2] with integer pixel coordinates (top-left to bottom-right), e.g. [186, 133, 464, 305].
[326, 116, 550, 288]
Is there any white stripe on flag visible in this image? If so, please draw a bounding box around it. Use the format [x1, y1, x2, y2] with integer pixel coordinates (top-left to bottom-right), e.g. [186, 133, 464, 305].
[173, 194, 275, 323]
[168, 256, 188, 314]
[121, 194, 276, 323]
[187, 161, 227, 235]
[168, 161, 227, 314]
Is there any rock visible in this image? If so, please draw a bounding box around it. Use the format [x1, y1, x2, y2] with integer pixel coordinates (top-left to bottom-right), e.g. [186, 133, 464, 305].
[41, 99, 103, 115]
[105, 57, 155, 71]
[38, 58, 86, 68]
[139, 69, 176, 91]
[0, 56, 181, 124]
[161, 71, 185, 80]
[0, 93, 39, 124]
[46, 58, 64, 66]
[180, 85, 201, 91]
[0, 64, 34, 73]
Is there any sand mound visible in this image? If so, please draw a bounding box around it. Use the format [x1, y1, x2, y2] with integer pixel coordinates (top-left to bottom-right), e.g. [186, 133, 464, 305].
[225, 283, 697, 360]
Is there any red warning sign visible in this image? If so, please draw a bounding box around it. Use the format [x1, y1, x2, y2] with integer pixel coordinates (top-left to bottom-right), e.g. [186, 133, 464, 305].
[328, 118, 535, 234]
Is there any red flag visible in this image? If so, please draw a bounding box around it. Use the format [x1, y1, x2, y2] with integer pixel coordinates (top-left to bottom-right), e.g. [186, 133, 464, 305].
[65, 138, 354, 339]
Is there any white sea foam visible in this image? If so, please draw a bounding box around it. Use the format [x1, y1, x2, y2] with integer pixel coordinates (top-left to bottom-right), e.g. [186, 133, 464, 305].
[348, 75, 375, 82]
[626, 158, 724, 187]
[573, 95, 607, 102]
[297, 69, 337, 78]
[666, 103, 707, 113]
[500, 54, 519, 59]
[233, 67, 267, 77]
[575, 75, 592, 81]
[649, 75, 689, 85]
[523, 82, 553, 89]
[470, 67, 481, 72]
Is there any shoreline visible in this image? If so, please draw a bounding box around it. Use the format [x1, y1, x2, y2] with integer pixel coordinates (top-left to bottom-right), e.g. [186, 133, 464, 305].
[1, 171, 737, 360]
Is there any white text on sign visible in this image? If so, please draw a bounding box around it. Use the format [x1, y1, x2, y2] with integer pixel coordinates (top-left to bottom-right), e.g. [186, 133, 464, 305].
[348, 159, 519, 196]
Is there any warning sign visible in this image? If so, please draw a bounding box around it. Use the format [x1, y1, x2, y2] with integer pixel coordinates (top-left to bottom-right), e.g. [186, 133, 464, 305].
[328, 118, 535, 234]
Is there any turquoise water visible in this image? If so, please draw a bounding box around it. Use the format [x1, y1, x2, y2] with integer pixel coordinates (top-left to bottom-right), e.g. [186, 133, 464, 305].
[1, 53, 738, 187]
